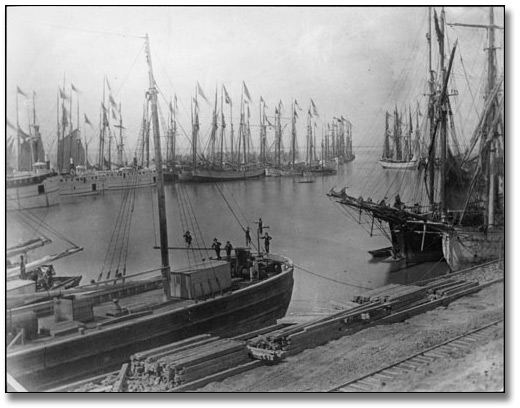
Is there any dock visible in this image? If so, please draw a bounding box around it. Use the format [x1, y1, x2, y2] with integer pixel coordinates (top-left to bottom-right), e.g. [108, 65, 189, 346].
[45, 272, 503, 392]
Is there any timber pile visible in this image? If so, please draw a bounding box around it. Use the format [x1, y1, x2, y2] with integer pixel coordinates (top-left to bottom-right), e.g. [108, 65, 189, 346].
[248, 280, 482, 359]
[125, 335, 250, 391]
[57, 335, 252, 392]
[247, 301, 391, 358]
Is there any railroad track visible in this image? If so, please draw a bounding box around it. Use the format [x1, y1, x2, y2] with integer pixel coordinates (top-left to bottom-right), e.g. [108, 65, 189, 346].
[328, 319, 504, 392]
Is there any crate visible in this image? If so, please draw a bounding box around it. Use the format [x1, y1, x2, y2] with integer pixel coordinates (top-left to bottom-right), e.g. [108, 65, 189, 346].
[171, 261, 231, 299]
[54, 296, 94, 323]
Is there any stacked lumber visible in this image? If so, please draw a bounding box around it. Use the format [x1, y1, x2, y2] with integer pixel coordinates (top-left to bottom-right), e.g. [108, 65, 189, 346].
[248, 300, 390, 358]
[248, 280, 483, 360]
[125, 335, 250, 391]
[55, 334, 252, 392]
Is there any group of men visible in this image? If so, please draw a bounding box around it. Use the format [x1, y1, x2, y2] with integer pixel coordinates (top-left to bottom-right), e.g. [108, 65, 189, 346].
[183, 217, 273, 261]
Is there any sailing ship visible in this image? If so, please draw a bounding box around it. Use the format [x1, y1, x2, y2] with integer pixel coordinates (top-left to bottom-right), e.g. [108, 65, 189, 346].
[188, 82, 265, 182]
[302, 101, 335, 175]
[329, 7, 500, 272]
[305, 115, 340, 175]
[6, 36, 294, 391]
[379, 107, 419, 170]
[163, 98, 180, 182]
[437, 7, 504, 270]
[56, 85, 108, 197]
[265, 100, 304, 177]
[333, 116, 355, 165]
[96, 79, 157, 190]
[6, 90, 60, 211]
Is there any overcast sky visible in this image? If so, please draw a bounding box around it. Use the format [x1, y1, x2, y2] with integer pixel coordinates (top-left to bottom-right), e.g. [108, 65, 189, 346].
[5, 5, 504, 163]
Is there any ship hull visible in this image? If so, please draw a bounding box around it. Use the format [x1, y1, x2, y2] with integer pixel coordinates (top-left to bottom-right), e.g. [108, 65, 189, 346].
[163, 170, 179, 183]
[392, 221, 444, 264]
[379, 159, 417, 169]
[335, 155, 356, 165]
[305, 167, 337, 175]
[97, 168, 157, 190]
[266, 168, 304, 177]
[191, 167, 265, 181]
[6, 174, 60, 210]
[7, 266, 293, 390]
[58, 174, 107, 197]
[442, 227, 504, 271]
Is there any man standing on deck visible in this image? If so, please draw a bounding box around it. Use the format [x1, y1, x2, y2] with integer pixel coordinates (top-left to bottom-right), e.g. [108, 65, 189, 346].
[212, 238, 222, 260]
[244, 227, 252, 247]
[262, 232, 272, 253]
[225, 241, 233, 261]
[256, 218, 263, 235]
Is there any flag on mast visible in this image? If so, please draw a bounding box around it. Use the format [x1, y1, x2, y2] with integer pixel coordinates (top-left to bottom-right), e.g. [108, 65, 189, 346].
[71, 83, 81, 93]
[311, 99, 319, 117]
[59, 88, 70, 100]
[223, 85, 232, 106]
[197, 82, 209, 104]
[84, 114, 93, 127]
[243, 81, 252, 103]
[16, 86, 27, 97]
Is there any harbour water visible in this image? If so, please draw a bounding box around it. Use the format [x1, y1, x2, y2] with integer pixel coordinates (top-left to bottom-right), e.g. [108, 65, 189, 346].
[6, 148, 449, 316]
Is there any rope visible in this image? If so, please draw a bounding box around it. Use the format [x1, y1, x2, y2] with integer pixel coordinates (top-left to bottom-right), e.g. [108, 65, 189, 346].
[13, 205, 80, 248]
[98, 170, 139, 281]
[294, 264, 373, 291]
[176, 184, 198, 266]
[211, 182, 259, 252]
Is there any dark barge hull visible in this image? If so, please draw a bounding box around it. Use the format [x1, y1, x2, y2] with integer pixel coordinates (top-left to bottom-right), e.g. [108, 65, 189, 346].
[7, 267, 294, 391]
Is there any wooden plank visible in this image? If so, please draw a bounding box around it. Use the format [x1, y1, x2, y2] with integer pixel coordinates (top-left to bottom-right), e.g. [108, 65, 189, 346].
[168, 361, 262, 392]
[167, 340, 246, 370]
[111, 363, 129, 392]
[159, 339, 241, 365]
[135, 338, 219, 365]
[176, 352, 250, 384]
[46, 370, 119, 392]
[132, 334, 215, 360]
[177, 349, 249, 376]
[233, 323, 290, 341]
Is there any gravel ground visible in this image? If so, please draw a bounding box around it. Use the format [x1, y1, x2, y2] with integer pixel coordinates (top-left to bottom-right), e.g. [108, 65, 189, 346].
[198, 264, 504, 393]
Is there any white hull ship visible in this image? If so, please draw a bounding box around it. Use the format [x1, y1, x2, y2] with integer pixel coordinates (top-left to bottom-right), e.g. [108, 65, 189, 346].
[97, 167, 157, 190]
[6, 165, 60, 211]
[378, 159, 418, 169]
[58, 166, 107, 197]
